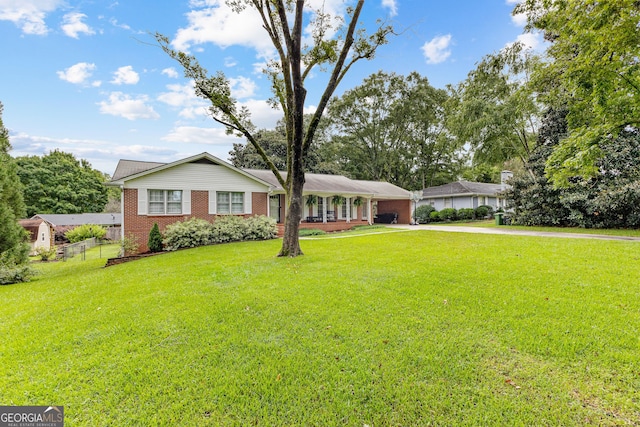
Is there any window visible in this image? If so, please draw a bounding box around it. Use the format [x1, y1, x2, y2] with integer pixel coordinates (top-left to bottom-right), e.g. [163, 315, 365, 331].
[217, 192, 244, 214]
[42, 232, 45, 241]
[362, 200, 368, 220]
[148, 190, 182, 215]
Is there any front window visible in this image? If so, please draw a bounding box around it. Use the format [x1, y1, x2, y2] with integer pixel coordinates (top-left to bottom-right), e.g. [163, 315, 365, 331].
[217, 192, 244, 214]
[149, 190, 182, 215]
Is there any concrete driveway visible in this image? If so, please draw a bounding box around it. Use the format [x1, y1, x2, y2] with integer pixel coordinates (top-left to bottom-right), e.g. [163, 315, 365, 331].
[387, 224, 640, 242]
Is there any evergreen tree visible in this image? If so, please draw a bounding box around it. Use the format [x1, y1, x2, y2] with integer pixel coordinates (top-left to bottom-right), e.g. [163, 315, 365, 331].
[147, 223, 163, 253]
[0, 102, 31, 284]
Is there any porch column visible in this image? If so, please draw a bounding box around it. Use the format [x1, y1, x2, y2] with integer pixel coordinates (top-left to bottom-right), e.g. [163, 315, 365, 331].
[322, 196, 327, 223]
[346, 197, 351, 223]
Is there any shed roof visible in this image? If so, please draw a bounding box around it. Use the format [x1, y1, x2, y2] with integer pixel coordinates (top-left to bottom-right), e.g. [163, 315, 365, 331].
[32, 213, 122, 227]
[421, 181, 503, 198]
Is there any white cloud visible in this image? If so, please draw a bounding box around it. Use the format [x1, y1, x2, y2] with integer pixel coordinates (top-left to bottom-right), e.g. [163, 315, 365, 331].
[109, 18, 131, 31]
[111, 66, 140, 85]
[229, 76, 257, 99]
[162, 126, 236, 145]
[224, 57, 237, 67]
[511, 12, 527, 27]
[162, 67, 179, 78]
[157, 81, 209, 119]
[61, 12, 94, 38]
[57, 62, 99, 85]
[381, 0, 397, 16]
[422, 34, 452, 64]
[0, 0, 63, 35]
[507, 33, 542, 51]
[98, 92, 160, 120]
[172, 0, 272, 55]
[7, 131, 182, 174]
[240, 99, 282, 129]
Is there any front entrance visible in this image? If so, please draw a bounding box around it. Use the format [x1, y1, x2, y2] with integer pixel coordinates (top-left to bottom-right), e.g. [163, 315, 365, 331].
[269, 195, 281, 223]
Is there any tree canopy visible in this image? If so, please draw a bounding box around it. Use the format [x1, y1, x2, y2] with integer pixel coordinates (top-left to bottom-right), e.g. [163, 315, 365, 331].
[327, 71, 459, 190]
[515, 0, 640, 186]
[157, 0, 393, 256]
[0, 102, 31, 284]
[447, 42, 541, 172]
[16, 150, 109, 217]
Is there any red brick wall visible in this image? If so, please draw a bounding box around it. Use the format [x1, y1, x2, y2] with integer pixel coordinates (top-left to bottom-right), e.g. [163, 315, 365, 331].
[252, 192, 268, 216]
[377, 199, 412, 224]
[123, 189, 270, 253]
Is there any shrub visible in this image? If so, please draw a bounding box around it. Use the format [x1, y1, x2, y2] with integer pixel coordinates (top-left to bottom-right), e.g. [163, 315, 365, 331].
[34, 246, 57, 261]
[65, 224, 107, 243]
[148, 223, 163, 253]
[457, 208, 475, 220]
[121, 233, 140, 256]
[299, 228, 326, 236]
[475, 205, 489, 219]
[211, 215, 248, 243]
[244, 215, 278, 240]
[0, 265, 33, 285]
[163, 218, 214, 251]
[439, 208, 457, 221]
[414, 205, 436, 224]
[429, 211, 441, 222]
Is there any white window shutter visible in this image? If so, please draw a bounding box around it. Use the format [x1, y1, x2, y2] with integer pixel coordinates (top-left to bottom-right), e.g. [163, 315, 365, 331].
[245, 192, 252, 214]
[183, 190, 191, 215]
[137, 188, 147, 215]
[208, 191, 216, 214]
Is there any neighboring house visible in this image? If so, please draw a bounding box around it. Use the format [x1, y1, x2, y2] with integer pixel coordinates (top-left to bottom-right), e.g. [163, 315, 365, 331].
[109, 152, 412, 253]
[18, 219, 54, 255]
[418, 172, 513, 211]
[32, 213, 122, 241]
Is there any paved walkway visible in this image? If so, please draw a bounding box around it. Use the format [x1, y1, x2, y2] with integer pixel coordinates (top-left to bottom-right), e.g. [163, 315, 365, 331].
[387, 224, 640, 242]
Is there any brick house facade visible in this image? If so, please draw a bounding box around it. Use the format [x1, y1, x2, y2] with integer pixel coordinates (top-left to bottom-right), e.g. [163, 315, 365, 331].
[110, 153, 412, 253]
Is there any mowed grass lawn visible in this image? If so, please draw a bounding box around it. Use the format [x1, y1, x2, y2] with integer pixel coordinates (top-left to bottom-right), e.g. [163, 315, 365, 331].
[1, 231, 639, 425]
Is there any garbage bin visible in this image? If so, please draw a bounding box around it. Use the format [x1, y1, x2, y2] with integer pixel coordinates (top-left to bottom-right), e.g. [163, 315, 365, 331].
[495, 212, 504, 225]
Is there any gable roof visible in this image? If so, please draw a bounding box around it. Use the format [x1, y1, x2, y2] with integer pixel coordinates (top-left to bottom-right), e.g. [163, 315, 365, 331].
[32, 213, 121, 227]
[421, 181, 503, 198]
[111, 160, 165, 181]
[109, 152, 273, 188]
[244, 169, 411, 199]
[109, 152, 411, 199]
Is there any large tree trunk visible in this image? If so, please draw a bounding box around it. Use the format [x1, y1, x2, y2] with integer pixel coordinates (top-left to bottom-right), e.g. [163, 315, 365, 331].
[278, 175, 304, 257]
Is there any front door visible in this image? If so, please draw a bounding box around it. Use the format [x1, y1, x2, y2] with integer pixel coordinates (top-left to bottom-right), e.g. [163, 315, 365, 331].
[269, 195, 281, 223]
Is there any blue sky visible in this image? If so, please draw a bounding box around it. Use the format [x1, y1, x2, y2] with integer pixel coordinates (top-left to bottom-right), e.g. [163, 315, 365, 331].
[0, 0, 539, 175]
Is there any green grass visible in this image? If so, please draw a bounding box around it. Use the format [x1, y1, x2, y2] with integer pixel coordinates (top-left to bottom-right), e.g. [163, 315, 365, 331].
[1, 233, 639, 425]
[430, 220, 640, 237]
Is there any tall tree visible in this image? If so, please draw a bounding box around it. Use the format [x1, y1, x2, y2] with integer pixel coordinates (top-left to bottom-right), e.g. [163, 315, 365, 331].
[16, 150, 109, 217]
[515, 0, 640, 186]
[0, 102, 31, 284]
[230, 116, 341, 174]
[157, 0, 392, 257]
[447, 42, 541, 174]
[327, 71, 455, 190]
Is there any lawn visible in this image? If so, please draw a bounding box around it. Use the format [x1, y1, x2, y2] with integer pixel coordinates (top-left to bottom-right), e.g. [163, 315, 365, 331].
[1, 232, 639, 425]
[442, 219, 640, 238]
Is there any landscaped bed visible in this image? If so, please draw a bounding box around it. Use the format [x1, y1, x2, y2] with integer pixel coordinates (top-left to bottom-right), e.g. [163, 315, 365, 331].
[1, 232, 638, 425]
